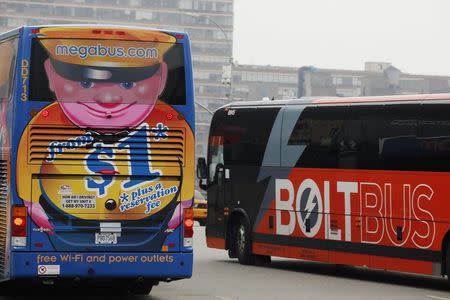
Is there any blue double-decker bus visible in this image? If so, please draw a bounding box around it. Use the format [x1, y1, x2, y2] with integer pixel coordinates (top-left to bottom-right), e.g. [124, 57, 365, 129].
[0, 24, 195, 294]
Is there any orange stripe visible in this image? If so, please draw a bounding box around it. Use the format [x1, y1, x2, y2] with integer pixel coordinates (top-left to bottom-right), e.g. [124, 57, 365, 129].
[207, 237, 225, 249]
[253, 242, 328, 263]
[253, 242, 435, 275]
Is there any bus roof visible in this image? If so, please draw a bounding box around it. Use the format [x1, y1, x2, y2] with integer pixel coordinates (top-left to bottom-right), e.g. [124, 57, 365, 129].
[4, 24, 188, 39]
[226, 93, 450, 109]
[0, 27, 21, 40]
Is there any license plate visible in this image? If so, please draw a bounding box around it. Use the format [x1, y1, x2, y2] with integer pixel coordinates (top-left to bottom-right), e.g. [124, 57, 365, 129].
[95, 232, 117, 245]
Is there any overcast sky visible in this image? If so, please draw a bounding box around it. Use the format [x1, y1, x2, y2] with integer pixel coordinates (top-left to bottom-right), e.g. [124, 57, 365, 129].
[233, 0, 450, 76]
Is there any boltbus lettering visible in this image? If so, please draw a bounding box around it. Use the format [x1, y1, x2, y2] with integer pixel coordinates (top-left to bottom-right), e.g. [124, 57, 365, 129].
[275, 178, 436, 248]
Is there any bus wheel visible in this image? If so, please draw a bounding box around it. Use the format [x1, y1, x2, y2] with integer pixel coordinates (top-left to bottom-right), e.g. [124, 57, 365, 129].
[235, 219, 255, 265]
[446, 243, 450, 282]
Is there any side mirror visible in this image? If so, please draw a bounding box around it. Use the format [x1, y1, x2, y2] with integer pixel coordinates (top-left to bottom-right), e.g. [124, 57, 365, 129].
[196, 157, 207, 180]
[197, 157, 208, 190]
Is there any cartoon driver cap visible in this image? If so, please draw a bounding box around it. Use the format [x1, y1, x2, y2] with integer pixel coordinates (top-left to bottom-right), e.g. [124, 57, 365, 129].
[38, 27, 176, 82]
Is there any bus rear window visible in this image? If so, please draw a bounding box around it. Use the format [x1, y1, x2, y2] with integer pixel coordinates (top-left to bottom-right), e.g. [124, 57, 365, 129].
[29, 38, 186, 105]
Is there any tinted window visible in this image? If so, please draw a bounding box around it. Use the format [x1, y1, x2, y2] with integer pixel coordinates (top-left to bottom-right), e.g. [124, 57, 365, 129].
[419, 104, 450, 171]
[354, 105, 382, 169]
[290, 104, 421, 170]
[210, 107, 280, 166]
[291, 106, 348, 168]
[0, 38, 18, 102]
[377, 104, 420, 170]
[347, 104, 421, 170]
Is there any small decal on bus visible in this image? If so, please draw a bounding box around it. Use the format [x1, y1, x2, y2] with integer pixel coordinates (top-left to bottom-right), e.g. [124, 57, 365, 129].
[38, 265, 60, 275]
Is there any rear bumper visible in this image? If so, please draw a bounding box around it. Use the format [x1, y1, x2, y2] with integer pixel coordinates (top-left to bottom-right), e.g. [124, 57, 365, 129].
[11, 251, 193, 279]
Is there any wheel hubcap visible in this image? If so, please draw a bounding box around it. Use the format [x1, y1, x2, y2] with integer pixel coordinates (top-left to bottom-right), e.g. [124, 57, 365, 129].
[237, 225, 245, 255]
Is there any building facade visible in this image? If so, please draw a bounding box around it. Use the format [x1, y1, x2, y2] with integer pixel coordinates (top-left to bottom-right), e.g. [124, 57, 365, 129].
[232, 64, 298, 101]
[298, 62, 450, 98]
[0, 0, 234, 160]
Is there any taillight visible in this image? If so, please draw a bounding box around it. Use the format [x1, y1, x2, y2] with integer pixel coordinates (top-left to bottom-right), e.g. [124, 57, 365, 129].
[12, 206, 27, 247]
[183, 208, 194, 247]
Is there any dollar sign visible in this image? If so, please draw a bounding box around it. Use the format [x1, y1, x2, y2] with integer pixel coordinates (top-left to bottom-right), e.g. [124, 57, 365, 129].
[118, 124, 160, 189]
[86, 144, 115, 197]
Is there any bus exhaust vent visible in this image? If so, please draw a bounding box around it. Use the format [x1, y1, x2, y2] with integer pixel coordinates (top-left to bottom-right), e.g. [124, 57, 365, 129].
[0, 160, 8, 278]
[28, 126, 184, 167]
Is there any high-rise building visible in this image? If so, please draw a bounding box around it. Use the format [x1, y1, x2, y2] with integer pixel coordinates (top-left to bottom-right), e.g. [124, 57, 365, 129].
[0, 0, 234, 160]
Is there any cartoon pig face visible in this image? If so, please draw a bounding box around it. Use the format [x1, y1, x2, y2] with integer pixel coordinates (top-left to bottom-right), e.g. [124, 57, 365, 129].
[44, 59, 168, 131]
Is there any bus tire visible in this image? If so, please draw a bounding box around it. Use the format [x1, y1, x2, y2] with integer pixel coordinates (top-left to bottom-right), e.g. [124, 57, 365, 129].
[446, 242, 450, 282]
[255, 254, 271, 265]
[235, 218, 255, 265]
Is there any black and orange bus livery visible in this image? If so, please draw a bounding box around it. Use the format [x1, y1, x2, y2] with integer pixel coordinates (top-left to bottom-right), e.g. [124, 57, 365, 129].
[198, 93, 450, 280]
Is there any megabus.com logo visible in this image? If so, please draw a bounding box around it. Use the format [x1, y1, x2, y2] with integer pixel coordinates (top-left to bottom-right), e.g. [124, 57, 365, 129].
[55, 44, 159, 59]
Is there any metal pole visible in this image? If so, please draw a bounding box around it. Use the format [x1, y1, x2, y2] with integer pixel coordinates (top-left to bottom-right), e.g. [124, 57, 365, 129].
[186, 13, 233, 102]
[194, 101, 213, 115]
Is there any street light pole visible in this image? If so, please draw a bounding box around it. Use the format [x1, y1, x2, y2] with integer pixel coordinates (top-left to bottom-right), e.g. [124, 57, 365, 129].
[185, 12, 233, 103]
[194, 101, 213, 115]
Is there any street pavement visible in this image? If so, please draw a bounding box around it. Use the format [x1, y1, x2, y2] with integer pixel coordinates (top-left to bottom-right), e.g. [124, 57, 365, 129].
[151, 224, 450, 300]
[1, 224, 450, 300]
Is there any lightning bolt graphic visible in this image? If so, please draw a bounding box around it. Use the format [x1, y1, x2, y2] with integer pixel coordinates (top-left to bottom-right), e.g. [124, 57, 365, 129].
[303, 189, 318, 223]
[253, 102, 314, 228]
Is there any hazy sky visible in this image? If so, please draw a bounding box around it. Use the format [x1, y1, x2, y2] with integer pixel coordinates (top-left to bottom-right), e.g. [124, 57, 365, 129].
[233, 0, 450, 76]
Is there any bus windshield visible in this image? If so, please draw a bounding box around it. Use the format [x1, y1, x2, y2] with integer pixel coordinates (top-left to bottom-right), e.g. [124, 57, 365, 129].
[29, 37, 186, 105]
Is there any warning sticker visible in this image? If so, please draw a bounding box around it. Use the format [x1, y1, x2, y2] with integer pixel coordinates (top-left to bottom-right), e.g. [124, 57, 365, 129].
[38, 265, 60, 275]
[61, 195, 96, 209]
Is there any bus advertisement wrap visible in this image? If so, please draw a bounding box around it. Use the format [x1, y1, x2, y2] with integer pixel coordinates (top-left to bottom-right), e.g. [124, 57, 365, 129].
[0, 25, 194, 292]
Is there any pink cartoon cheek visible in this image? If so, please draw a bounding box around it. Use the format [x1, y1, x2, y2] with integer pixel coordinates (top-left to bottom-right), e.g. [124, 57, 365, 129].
[52, 77, 81, 102]
[62, 82, 76, 95]
[129, 82, 158, 108]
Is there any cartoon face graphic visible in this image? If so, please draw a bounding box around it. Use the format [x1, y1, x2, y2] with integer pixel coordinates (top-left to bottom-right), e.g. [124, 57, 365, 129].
[44, 59, 168, 132]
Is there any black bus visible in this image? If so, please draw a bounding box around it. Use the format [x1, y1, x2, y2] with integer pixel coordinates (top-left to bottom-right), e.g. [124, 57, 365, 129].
[197, 93, 450, 279]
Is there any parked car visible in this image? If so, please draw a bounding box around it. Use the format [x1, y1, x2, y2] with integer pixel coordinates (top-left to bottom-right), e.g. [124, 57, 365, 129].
[193, 190, 207, 226]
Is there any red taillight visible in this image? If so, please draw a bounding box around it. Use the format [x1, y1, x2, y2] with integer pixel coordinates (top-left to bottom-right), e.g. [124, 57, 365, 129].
[13, 217, 24, 226]
[183, 208, 194, 240]
[12, 206, 27, 237]
[184, 219, 194, 228]
[175, 34, 184, 39]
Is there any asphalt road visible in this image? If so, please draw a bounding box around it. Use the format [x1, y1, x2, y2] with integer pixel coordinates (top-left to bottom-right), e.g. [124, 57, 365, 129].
[150, 225, 450, 300]
[1, 224, 450, 300]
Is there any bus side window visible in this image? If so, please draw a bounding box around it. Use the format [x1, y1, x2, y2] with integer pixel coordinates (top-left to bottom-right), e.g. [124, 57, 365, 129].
[379, 104, 420, 171]
[356, 104, 421, 171]
[419, 104, 450, 171]
[339, 107, 361, 169]
[0, 38, 18, 103]
[208, 135, 224, 183]
[290, 106, 347, 168]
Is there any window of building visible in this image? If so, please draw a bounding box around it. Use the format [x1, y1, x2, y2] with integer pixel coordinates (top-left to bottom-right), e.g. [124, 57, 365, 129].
[332, 76, 343, 85]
